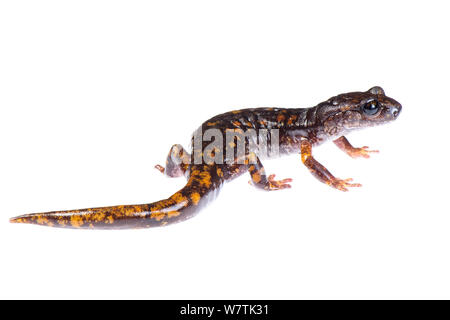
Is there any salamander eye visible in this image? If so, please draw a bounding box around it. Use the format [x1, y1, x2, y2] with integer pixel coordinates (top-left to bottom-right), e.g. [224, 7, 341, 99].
[362, 100, 380, 116]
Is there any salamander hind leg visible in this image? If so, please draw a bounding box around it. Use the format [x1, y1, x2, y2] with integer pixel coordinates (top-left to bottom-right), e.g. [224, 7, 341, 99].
[301, 139, 361, 192]
[155, 144, 191, 178]
[247, 154, 292, 191]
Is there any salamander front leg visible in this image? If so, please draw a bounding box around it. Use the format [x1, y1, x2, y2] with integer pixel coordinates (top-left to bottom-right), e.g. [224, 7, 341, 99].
[333, 136, 379, 159]
[247, 154, 292, 191]
[155, 144, 191, 178]
[301, 139, 361, 192]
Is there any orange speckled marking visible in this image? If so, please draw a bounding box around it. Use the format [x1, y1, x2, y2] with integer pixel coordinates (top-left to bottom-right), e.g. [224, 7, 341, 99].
[300, 140, 312, 163]
[151, 211, 165, 221]
[92, 211, 106, 222]
[190, 192, 201, 205]
[167, 211, 181, 218]
[252, 172, 262, 183]
[36, 216, 47, 225]
[57, 217, 67, 226]
[287, 115, 297, 125]
[277, 114, 286, 122]
[151, 199, 172, 211]
[171, 192, 187, 203]
[196, 171, 212, 187]
[71, 215, 84, 228]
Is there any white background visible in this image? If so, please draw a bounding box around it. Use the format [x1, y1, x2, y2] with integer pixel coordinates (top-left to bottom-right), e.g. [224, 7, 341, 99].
[0, 0, 449, 299]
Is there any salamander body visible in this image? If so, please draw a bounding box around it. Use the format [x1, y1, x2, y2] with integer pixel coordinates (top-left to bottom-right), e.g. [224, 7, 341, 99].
[10, 86, 401, 229]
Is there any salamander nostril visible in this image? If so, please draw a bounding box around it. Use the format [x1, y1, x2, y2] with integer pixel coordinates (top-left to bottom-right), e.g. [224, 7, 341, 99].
[391, 105, 401, 118]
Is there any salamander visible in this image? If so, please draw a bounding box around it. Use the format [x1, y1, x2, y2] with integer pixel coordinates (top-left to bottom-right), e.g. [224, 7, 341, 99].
[10, 86, 402, 229]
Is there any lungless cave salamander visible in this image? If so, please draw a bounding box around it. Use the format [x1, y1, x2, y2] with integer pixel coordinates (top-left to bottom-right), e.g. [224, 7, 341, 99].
[10, 86, 401, 229]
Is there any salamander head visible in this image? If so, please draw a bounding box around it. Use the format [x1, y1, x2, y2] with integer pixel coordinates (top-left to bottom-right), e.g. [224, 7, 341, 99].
[317, 86, 402, 135]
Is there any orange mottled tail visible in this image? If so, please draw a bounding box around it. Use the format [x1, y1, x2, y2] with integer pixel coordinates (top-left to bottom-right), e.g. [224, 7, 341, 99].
[10, 166, 222, 229]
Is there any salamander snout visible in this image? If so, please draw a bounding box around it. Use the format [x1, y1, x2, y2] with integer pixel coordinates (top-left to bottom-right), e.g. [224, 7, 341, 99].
[390, 104, 401, 118]
[381, 96, 402, 121]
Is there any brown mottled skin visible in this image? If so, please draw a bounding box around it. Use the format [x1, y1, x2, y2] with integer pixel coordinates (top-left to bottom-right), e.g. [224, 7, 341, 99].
[10, 87, 401, 229]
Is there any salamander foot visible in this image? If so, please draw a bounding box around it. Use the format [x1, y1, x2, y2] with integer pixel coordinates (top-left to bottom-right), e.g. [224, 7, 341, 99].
[348, 146, 379, 159]
[328, 178, 362, 192]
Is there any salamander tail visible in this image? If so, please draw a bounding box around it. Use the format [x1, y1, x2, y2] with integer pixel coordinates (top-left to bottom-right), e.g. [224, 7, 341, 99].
[9, 166, 222, 229]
